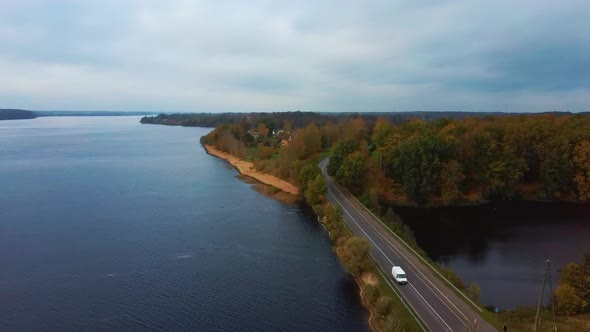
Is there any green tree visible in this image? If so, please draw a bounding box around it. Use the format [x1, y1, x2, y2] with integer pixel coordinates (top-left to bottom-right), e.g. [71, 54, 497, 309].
[340, 237, 371, 275]
[555, 257, 590, 315]
[440, 160, 465, 204]
[539, 139, 574, 199]
[323, 204, 344, 238]
[486, 157, 527, 198]
[336, 151, 368, 188]
[298, 164, 321, 194]
[574, 140, 590, 200]
[555, 284, 588, 315]
[560, 262, 590, 301]
[386, 131, 455, 202]
[371, 118, 395, 148]
[471, 131, 499, 195]
[305, 174, 327, 205]
[328, 139, 358, 176]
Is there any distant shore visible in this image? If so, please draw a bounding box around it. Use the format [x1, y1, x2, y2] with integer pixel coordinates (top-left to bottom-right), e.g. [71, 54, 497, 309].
[203, 144, 299, 203]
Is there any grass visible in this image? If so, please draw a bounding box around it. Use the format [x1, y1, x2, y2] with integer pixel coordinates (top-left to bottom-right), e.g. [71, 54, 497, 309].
[490, 307, 590, 332]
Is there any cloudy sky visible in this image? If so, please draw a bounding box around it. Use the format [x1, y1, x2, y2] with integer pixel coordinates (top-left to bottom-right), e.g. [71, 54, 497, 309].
[1, 0, 589, 113]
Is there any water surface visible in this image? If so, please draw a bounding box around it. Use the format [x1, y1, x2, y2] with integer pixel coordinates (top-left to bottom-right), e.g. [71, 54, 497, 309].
[397, 202, 590, 308]
[0, 116, 369, 331]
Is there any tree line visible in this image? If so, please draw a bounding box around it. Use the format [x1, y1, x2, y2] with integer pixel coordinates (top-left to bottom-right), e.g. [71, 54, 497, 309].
[201, 113, 590, 205]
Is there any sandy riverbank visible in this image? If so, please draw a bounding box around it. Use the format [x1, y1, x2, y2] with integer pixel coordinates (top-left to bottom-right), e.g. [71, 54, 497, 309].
[203, 145, 299, 200]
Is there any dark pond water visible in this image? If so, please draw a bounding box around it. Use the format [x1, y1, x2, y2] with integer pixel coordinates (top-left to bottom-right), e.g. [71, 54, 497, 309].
[396, 201, 590, 309]
[0, 116, 369, 331]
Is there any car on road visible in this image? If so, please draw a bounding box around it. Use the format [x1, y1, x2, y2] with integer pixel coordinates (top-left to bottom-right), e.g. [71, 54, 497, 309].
[392, 265, 408, 285]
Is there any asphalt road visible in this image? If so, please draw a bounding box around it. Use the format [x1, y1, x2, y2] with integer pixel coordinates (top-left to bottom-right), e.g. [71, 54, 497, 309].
[320, 159, 497, 332]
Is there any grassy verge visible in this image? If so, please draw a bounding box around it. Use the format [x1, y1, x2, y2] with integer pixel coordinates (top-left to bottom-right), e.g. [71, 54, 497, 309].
[488, 307, 590, 332]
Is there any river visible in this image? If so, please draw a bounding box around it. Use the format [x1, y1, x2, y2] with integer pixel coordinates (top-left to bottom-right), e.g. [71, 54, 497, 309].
[396, 201, 590, 309]
[0, 116, 369, 331]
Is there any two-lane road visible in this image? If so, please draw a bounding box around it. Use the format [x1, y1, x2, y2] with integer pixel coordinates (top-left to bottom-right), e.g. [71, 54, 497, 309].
[320, 159, 496, 332]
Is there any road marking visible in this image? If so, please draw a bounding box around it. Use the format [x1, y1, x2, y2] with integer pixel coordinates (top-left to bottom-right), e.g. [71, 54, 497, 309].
[328, 161, 483, 313]
[409, 282, 454, 332]
[329, 178, 470, 326]
[322, 162, 471, 326]
[327, 188, 453, 331]
[376, 267, 429, 332]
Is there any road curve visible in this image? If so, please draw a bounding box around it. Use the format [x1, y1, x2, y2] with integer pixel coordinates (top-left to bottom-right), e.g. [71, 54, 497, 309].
[320, 158, 497, 332]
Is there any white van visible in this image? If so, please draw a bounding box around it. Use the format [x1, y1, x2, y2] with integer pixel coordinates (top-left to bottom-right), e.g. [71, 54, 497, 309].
[392, 265, 408, 285]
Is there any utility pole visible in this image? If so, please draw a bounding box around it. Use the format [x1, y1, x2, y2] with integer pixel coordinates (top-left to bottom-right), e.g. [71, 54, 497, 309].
[533, 260, 558, 331]
[548, 261, 558, 332]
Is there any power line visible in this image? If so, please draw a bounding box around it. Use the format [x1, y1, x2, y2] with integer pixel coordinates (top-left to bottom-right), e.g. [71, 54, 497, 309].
[533, 260, 557, 332]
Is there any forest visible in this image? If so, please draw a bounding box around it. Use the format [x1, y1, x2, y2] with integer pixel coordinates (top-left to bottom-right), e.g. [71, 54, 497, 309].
[140, 110, 586, 129]
[195, 112, 590, 206]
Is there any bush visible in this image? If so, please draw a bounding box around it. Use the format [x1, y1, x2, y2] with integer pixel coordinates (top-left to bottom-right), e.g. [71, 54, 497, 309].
[363, 284, 379, 305]
[382, 311, 406, 332]
[340, 237, 372, 275]
[375, 296, 393, 316]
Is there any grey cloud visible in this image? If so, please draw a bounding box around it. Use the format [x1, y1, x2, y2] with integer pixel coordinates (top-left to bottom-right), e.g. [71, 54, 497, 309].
[0, 0, 589, 112]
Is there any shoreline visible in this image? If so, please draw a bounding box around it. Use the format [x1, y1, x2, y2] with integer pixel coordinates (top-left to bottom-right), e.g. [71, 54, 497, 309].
[202, 144, 299, 202]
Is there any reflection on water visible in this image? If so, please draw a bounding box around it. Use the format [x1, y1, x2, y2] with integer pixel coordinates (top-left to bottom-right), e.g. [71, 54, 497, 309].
[396, 201, 590, 308]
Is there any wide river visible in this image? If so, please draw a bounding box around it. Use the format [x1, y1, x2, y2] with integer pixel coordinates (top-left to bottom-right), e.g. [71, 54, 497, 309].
[0, 116, 369, 331]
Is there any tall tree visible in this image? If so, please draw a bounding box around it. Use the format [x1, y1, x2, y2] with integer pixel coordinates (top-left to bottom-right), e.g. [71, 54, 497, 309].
[305, 174, 327, 205]
[440, 160, 465, 204]
[328, 139, 358, 176]
[336, 151, 368, 188]
[387, 130, 456, 203]
[257, 122, 269, 139]
[340, 237, 371, 275]
[574, 140, 590, 200]
[539, 139, 574, 199]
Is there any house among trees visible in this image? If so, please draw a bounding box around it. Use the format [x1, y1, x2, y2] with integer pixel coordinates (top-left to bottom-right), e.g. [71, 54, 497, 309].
[247, 130, 260, 139]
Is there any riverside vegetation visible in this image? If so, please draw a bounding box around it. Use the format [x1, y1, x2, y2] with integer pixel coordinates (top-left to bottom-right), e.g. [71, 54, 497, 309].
[143, 111, 590, 331]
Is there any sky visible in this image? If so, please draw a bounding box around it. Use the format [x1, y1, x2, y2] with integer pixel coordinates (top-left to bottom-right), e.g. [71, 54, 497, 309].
[1, 0, 589, 113]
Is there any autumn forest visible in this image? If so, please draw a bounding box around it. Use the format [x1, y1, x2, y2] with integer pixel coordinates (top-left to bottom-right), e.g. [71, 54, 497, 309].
[186, 112, 590, 207]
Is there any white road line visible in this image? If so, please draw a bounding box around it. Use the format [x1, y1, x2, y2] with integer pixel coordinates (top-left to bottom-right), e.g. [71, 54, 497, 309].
[375, 267, 429, 332]
[337, 169, 484, 313]
[409, 282, 454, 332]
[324, 167, 470, 326]
[327, 189, 453, 331]
[333, 185, 470, 326]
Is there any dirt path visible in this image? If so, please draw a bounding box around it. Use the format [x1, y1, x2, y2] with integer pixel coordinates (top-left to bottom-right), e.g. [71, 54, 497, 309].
[203, 145, 299, 195]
